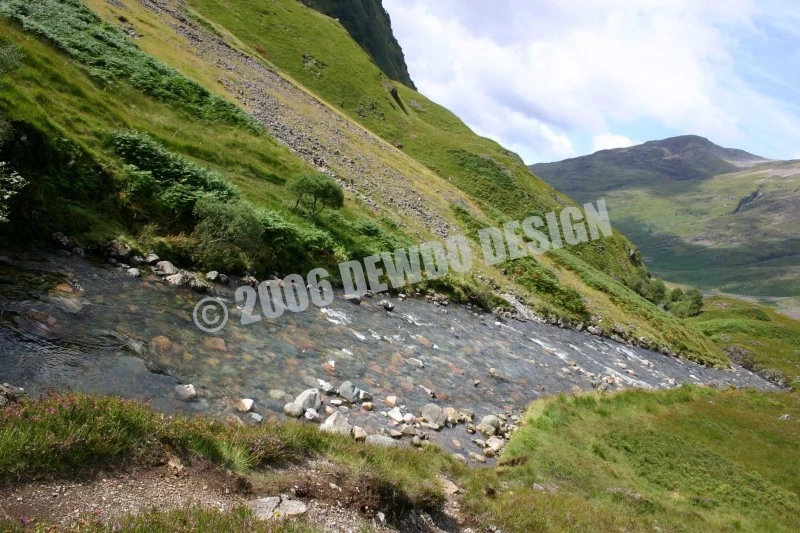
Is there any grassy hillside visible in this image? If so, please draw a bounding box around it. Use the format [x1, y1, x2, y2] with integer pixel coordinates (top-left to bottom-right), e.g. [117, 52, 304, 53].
[0, 0, 729, 364]
[3, 388, 798, 531]
[690, 295, 800, 390]
[178, 0, 722, 361]
[300, 0, 416, 89]
[531, 137, 800, 297]
[463, 387, 800, 532]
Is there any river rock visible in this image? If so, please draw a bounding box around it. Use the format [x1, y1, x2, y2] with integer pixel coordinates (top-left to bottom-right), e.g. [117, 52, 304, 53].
[165, 273, 186, 287]
[175, 384, 198, 401]
[105, 240, 132, 259]
[187, 274, 210, 293]
[250, 497, 280, 519]
[283, 402, 304, 418]
[304, 408, 321, 422]
[236, 398, 254, 412]
[294, 388, 322, 411]
[52, 232, 70, 248]
[379, 299, 395, 311]
[144, 253, 160, 265]
[486, 436, 506, 453]
[406, 357, 424, 368]
[320, 411, 352, 434]
[357, 389, 373, 401]
[352, 426, 368, 441]
[126, 267, 141, 278]
[316, 379, 336, 394]
[365, 434, 398, 447]
[205, 271, 220, 282]
[421, 403, 447, 427]
[247, 413, 264, 424]
[388, 407, 404, 423]
[0, 383, 25, 407]
[155, 261, 179, 276]
[469, 451, 487, 463]
[277, 499, 307, 517]
[385, 395, 397, 408]
[337, 381, 362, 403]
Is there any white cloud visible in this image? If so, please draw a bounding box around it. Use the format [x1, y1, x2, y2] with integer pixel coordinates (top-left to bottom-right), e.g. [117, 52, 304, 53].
[384, 0, 800, 162]
[591, 133, 640, 153]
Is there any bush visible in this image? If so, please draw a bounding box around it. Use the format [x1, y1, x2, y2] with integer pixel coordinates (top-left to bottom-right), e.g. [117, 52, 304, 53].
[0, 161, 28, 223]
[0, 42, 24, 83]
[669, 288, 703, 318]
[109, 131, 238, 222]
[193, 198, 263, 270]
[287, 171, 344, 219]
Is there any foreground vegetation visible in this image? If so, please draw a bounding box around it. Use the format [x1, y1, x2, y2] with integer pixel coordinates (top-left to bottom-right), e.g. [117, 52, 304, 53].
[1, 387, 798, 531]
[463, 386, 800, 532]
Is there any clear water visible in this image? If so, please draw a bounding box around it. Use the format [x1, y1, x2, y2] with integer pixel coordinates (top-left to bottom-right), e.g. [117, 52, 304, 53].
[0, 247, 777, 456]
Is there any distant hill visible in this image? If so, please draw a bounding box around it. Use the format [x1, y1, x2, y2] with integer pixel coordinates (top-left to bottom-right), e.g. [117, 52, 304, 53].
[301, 0, 416, 89]
[530, 136, 800, 297]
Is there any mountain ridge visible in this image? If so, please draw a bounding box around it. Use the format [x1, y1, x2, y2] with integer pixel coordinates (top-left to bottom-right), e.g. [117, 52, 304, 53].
[529, 135, 800, 297]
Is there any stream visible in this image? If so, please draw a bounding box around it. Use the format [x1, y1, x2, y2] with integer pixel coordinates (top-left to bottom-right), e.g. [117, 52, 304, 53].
[0, 247, 778, 460]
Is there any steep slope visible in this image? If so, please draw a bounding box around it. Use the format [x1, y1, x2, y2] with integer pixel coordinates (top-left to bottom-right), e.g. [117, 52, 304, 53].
[301, 0, 416, 89]
[531, 137, 799, 297]
[0, 0, 725, 364]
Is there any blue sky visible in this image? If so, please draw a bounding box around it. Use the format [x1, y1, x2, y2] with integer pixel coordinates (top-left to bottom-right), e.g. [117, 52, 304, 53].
[384, 0, 800, 163]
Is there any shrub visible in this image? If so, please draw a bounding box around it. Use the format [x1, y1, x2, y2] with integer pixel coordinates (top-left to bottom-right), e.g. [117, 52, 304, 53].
[0, 161, 28, 223]
[287, 171, 344, 219]
[669, 288, 703, 318]
[193, 198, 263, 270]
[0, 42, 24, 83]
[109, 131, 238, 222]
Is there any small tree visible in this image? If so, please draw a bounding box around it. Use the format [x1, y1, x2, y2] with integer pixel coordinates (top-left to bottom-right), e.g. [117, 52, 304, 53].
[193, 197, 263, 270]
[0, 161, 27, 223]
[287, 171, 344, 219]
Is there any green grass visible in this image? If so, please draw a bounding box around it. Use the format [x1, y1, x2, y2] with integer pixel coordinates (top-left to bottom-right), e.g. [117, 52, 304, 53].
[690, 296, 800, 389]
[461, 386, 800, 532]
[0, 392, 450, 512]
[4, 389, 799, 532]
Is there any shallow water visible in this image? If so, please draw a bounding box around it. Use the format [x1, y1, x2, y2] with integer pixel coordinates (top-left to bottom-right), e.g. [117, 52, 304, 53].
[0, 247, 778, 458]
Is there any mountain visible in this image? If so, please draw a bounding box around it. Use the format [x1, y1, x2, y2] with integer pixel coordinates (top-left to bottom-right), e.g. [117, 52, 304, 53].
[530, 136, 800, 298]
[0, 0, 730, 365]
[301, 0, 416, 89]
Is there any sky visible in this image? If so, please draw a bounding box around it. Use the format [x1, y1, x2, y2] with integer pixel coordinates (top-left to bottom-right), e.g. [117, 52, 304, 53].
[383, 0, 800, 164]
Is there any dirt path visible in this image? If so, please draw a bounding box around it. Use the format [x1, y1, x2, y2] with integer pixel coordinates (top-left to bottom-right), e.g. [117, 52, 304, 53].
[0, 457, 473, 532]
